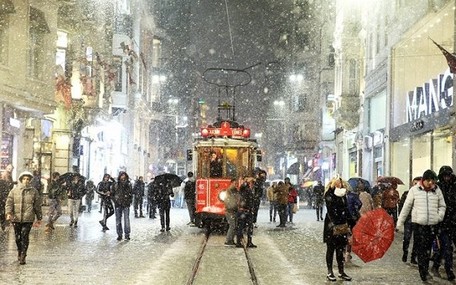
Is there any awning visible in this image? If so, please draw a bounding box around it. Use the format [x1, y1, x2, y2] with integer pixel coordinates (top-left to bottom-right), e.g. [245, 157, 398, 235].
[0, 0, 15, 15]
[29, 6, 50, 33]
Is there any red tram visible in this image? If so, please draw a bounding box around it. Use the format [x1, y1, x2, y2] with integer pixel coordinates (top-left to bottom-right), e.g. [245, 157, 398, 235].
[191, 118, 260, 229]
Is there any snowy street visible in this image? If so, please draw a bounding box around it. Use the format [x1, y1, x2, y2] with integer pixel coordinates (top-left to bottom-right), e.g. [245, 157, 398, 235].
[0, 203, 447, 284]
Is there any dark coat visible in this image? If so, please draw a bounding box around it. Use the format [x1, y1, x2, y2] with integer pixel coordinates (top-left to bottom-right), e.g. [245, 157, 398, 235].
[313, 185, 325, 206]
[96, 179, 114, 202]
[253, 179, 265, 201]
[85, 183, 95, 201]
[112, 172, 132, 208]
[47, 179, 65, 200]
[437, 166, 456, 230]
[346, 191, 362, 228]
[133, 180, 145, 198]
[323, 187, 349, 245]
[66, 179, 86, 200]
[183, 179, 196, 200]
[210, 159, 222, 177]
[153, 179, 174, 209]
[238, 183, 255, 212]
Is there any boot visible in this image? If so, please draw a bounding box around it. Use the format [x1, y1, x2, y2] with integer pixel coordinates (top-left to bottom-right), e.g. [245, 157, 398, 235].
[19, 252, 26, 265]
[246, 237, 257, 248]
[45, 223, 52, 233]
[235, 236, 243, 248]
[402, 251, 408, 262]
[447, 269, 455, 281]
[326, 271, 336, 282]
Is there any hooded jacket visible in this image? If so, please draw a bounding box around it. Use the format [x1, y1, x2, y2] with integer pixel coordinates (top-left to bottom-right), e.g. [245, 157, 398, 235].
[112, 172, 133, 208]
[274, 182, 289, 205]
[5, 171, 42, 223]
[437, 166, 456, 229]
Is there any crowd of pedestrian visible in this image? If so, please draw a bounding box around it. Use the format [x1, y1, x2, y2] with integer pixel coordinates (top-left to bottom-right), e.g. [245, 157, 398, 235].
[1, 162, 455, 282]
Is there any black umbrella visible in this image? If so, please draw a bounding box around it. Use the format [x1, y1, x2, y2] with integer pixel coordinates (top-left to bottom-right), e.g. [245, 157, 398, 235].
[58, 172, 85, 184]
[286, 162, 301, 175]
[348, 177, 371, 193]
[154, 173, 183, 188]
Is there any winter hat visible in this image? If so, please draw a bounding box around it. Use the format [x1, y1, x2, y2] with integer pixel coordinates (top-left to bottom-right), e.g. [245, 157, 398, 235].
[438, 166, 453, 177]
[422, 169, 438, 181]
[18, 171, 33, 181]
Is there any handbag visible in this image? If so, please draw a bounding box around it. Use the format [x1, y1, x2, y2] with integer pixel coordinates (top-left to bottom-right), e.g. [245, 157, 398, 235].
[332, 223, 350, 235]
[292, 203, 298, 213]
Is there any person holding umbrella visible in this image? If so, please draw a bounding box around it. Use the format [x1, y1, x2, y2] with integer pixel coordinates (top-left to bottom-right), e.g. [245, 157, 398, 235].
[323, 176, 352, 282]
[397, 169, 446, 282]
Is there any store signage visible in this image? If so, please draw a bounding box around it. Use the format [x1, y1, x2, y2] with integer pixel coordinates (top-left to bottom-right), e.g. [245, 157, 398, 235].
[406, 68, 453, 122]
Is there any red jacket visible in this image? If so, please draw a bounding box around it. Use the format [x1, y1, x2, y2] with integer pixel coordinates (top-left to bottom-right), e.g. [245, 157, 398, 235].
[288, 186, 298, 203]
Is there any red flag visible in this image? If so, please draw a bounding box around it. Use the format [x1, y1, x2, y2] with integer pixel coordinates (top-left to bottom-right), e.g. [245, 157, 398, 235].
[431, 38, 456, 74]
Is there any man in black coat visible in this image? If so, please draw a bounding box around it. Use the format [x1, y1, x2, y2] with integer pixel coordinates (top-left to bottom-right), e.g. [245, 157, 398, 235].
[252, 170, 266, 228]
[183, 172, 196, 225]
[147, 179, 157, 219]
[154, 178, 174, 232]
[236, 177, 257, 248]
[431, 166, 456, 281]
[112, 171, 133, 240]
[133, 176, 145, 218]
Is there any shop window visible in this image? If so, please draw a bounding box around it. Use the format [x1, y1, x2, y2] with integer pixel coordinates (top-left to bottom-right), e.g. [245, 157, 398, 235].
[433, 129, 452, 168]
[412, 133, 431, 176]
[0, 133, 13, 171]
[391, 139, 410, 183]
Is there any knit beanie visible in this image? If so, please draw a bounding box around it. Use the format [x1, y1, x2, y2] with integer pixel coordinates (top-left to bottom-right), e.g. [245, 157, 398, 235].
[422, 169, 438, 181]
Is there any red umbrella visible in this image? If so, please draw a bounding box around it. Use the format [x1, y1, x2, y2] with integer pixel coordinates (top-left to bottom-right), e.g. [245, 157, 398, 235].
[352, 208, 395, 263]
[377, 176, 404, 185]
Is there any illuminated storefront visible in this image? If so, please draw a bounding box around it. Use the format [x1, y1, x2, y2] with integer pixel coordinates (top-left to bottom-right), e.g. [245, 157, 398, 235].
[390, 3, 454, 184]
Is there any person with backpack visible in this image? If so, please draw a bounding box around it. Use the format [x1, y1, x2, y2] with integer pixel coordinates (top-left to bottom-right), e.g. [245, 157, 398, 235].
[183, 172, 196, 226]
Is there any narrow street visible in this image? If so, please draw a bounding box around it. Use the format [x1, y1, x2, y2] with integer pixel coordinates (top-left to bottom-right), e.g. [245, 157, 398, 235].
[0, 202, 452, 284]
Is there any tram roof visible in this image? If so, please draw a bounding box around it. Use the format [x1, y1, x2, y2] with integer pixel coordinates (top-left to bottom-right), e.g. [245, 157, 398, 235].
[193, 137, 258, 148]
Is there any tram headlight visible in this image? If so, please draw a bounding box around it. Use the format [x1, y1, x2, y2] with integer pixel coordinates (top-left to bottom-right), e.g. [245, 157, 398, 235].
[242, 128, 251, 138]
[201, 128, 209, 138]
[218, 190, 227, 202]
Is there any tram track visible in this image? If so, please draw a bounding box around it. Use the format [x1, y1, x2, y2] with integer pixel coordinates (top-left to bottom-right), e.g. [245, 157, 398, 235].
[186, 230, 259, 285]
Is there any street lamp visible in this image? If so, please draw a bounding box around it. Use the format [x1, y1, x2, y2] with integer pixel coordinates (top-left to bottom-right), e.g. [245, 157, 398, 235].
[273, 99, 285, 106]
[289, 74, 304, 82]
